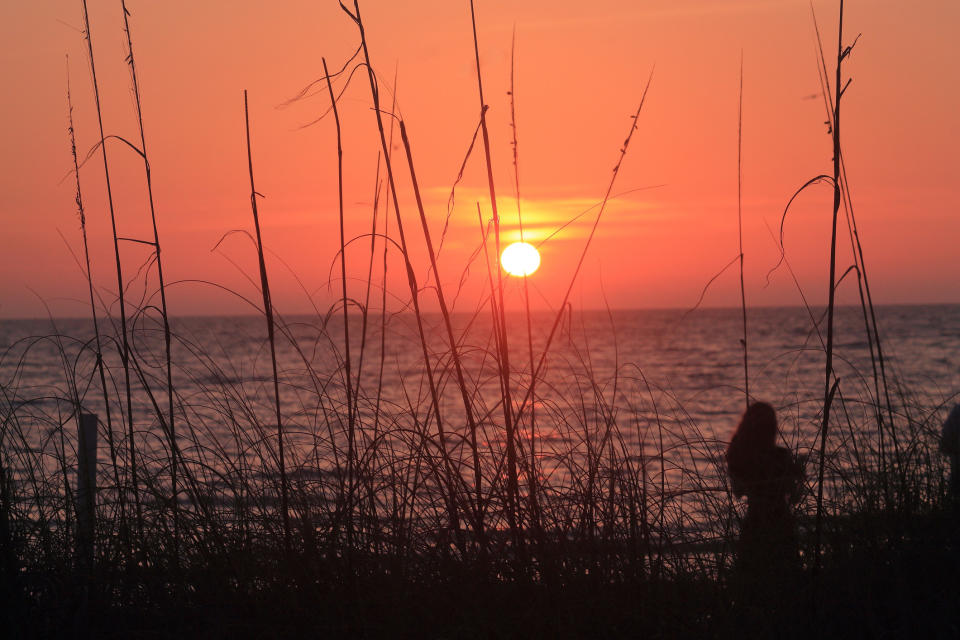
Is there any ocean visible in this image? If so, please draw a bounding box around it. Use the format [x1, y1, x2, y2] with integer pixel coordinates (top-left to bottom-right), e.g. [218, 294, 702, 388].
[2, 304, 957, 537]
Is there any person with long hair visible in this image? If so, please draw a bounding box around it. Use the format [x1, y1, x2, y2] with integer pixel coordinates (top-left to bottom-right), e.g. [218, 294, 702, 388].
[726, 401, 804, 573]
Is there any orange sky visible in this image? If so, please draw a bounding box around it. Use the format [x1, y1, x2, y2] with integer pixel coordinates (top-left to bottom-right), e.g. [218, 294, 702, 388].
[1, 0, 957, 318]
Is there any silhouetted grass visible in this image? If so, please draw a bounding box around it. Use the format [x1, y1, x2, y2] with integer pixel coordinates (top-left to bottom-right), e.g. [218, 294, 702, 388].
[1, 1, 957, 638]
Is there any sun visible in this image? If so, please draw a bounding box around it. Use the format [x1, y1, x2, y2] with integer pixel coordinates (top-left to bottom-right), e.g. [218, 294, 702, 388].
[500, 242, 541, 277]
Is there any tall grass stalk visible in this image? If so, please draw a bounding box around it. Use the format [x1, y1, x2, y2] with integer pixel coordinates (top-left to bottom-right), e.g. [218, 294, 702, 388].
[372, 69, 398, 555]
[66, 56, 129, 561]
[121, 2, 179, 567]
[344, 0, 464, 549]
[509, 29, 544, 542]
[736, 53, 749, 411]
[322, 57, 358, 553]
[354, 152, 381, 547]
[80, 0, 143, 542]
[811, 4, 900, 507]
[243, 90, 291, 553]
[469, 0, 521, 551]
[398, 120, 486, 545]
[814, 0, 846, 569]
[511, 69, 655, 427]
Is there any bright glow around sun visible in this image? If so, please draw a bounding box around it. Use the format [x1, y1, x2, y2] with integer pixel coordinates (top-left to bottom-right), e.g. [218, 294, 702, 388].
[500, 242, 541, 277]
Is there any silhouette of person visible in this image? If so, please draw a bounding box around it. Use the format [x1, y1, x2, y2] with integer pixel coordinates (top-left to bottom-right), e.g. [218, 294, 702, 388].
[726, 401, 804, 576]
[941, 404, 960, 501]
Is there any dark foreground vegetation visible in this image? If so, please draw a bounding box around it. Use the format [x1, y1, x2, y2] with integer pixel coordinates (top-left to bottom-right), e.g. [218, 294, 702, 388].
[3, 0, 958, 637]
[3, 507, 960, 638]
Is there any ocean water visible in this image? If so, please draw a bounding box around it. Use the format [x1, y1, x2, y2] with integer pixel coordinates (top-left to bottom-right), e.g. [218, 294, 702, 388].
[1, 304, 957, 534]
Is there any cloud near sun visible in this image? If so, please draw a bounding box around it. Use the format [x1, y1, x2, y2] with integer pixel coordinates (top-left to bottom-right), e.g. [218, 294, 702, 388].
[423, 187, 655, 246]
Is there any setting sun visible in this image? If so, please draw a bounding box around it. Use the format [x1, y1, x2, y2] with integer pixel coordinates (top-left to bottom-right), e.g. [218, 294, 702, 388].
[500, 242, 541, 277]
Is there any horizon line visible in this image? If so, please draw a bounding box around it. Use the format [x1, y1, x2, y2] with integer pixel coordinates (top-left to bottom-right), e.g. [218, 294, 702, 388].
[3, 300, 958, 323]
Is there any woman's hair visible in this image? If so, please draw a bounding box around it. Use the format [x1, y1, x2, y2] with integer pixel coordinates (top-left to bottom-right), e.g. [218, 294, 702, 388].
[726, 401, 778, 494]
[732, 401, 777, 449]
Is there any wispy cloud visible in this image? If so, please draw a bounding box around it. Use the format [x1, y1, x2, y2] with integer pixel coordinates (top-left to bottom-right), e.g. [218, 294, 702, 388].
[423, 185, 665, 246]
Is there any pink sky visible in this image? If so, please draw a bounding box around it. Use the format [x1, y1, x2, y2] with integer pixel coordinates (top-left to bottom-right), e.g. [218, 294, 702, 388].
[1, 0, 957, 318]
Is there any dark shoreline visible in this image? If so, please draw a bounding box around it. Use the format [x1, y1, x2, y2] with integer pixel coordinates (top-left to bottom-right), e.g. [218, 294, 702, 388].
[4, 508, 960, 638]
